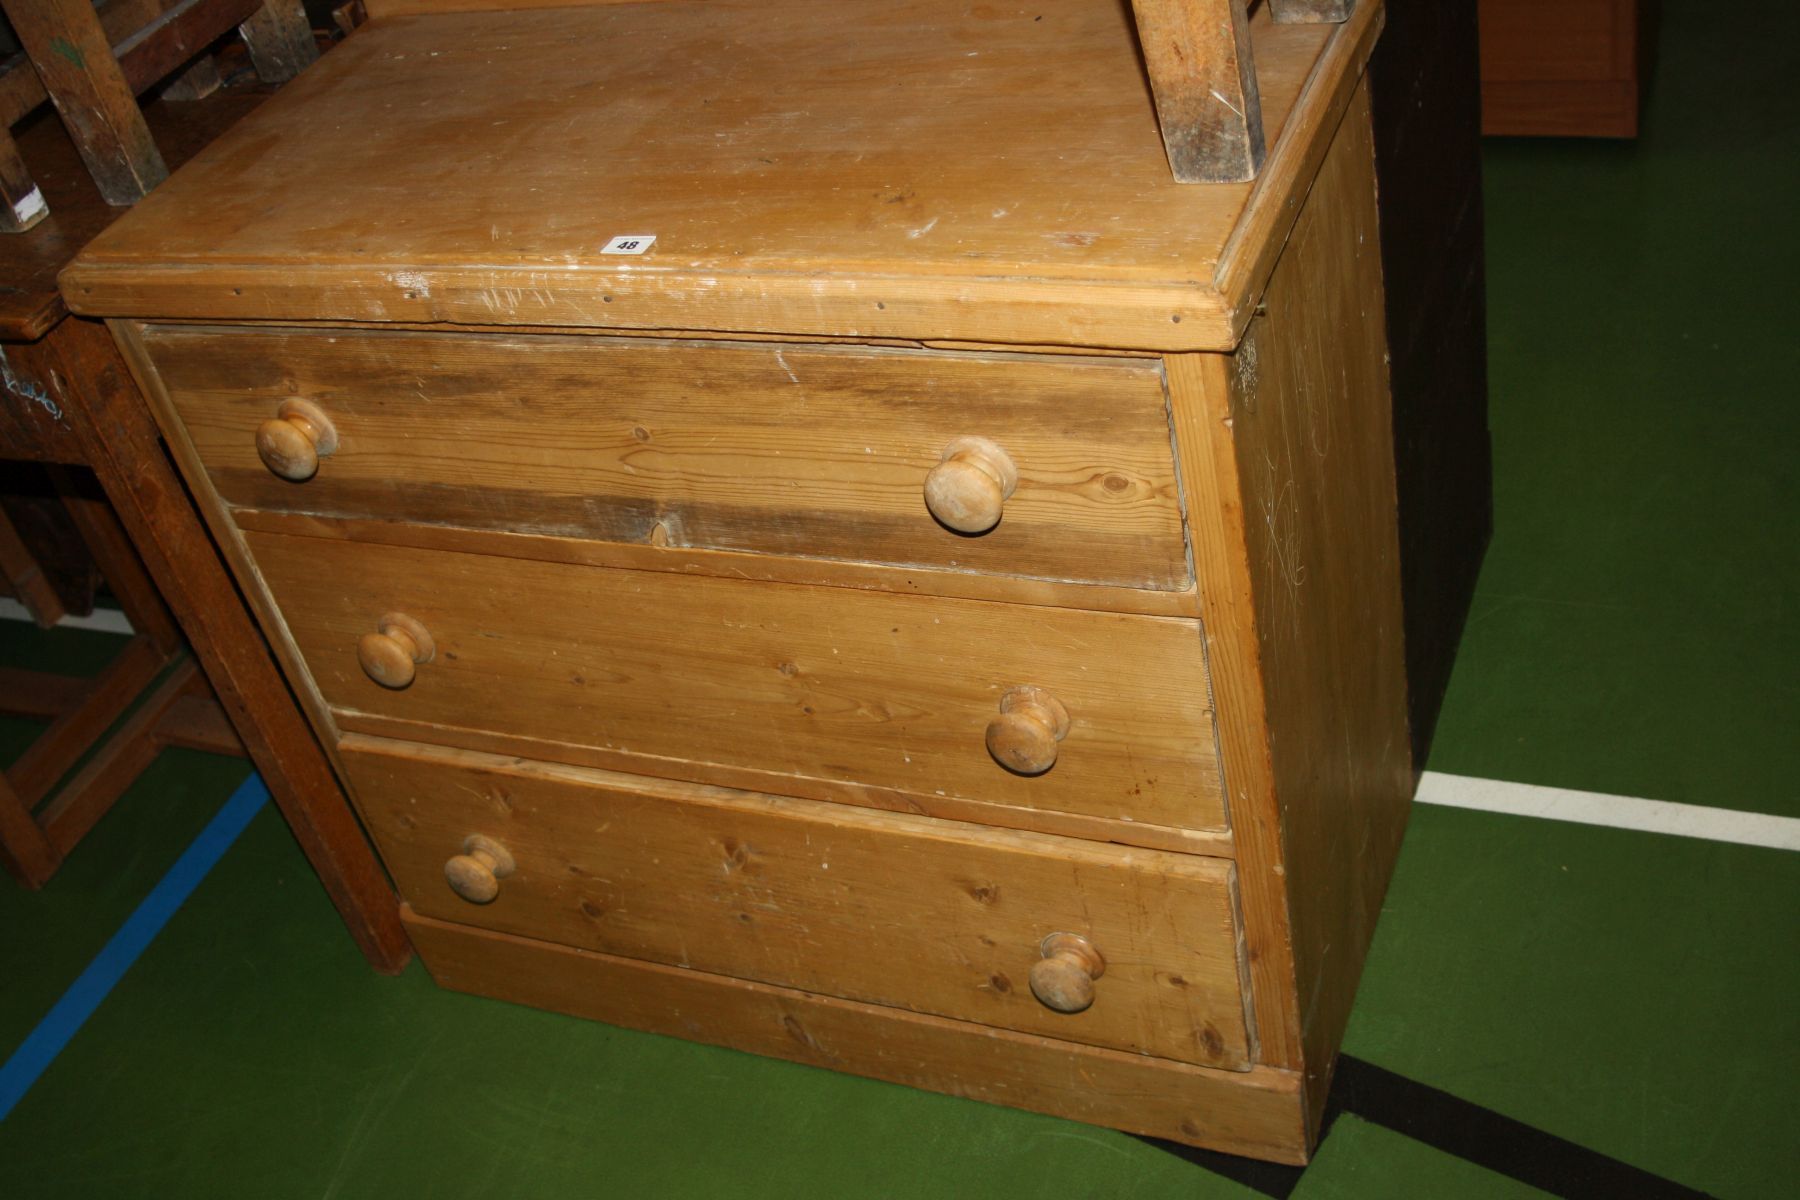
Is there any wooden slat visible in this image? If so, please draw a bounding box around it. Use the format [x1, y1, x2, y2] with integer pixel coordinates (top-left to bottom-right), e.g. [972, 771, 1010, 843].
[1128, 0, 1265, 183]
[39, 657, 200, 854]
[404, 906, 1312, 1163]
[160, 54, 224, 102]
[1, 0, 169, 205]
[0, 773, 61, 887]
[50, 465, 182, 654]
[230, 509, 1205, 621]
[0, 507, 68, 626]
[115, 0, 266, 96]
[140, 326, 1192, 591]
[0, 128, 48, 232]
[344, 736, 1252, 1068]
[236, 1, 320, 84]
[4, 635, 168, 808]
[0, 668, 94, 720]
[324, 712, 1236, 860]
[0, 2, 180, 129]
[0, 0, 254, 127]
[154, 690, 245, 755]
[245, 530, 1230, 834]
[1269, 0, 1357, 22]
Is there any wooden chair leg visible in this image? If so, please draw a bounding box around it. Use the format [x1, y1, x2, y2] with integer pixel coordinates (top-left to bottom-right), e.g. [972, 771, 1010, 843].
[161, 56, 224, 102]
[4, 635, 170, 810]
[0, 505, 68, 627]
[48, 464, 183, 655]
[0, 773, 61, 888]
[1128, 0, 1266, 183]
[0, 0, 169, 205]
[238, 2, 320, 84]
[0, 128, 50, 233]
[37, 657, 201, 858]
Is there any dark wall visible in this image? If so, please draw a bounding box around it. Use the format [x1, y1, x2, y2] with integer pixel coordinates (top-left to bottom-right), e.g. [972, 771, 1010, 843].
[1368, 0, 1495, 771]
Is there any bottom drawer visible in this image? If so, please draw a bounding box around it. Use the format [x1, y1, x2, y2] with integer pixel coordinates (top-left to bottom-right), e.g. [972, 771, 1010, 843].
[344, 735, 1253, 1069]
[404, 905, 1307, 1162]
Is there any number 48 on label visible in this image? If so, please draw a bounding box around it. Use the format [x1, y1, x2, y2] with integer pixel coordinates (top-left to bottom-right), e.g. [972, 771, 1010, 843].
[601, 235, 657, 255]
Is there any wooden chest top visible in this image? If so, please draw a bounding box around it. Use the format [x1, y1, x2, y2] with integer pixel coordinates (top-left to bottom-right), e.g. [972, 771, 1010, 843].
[61, 0, 1381, 350]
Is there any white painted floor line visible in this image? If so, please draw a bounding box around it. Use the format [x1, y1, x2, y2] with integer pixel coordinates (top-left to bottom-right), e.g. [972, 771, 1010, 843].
[1416, 771, 1800, 852]
[0, 598, 134, 636]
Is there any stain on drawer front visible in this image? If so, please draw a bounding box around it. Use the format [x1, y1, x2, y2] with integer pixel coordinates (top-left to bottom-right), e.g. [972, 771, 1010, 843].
[144, 325, 1189, 589]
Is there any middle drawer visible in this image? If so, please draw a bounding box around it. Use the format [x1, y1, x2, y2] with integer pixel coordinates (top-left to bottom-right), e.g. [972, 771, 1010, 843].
[245, 530, 1228, 833]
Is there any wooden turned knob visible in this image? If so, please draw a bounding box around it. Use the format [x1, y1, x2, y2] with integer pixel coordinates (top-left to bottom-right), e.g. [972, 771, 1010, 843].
[254, 398, 338, 481]
[357, 612, 435, 689]
[1030, 932, 1105, 1013]
[924, 436, 1018, 533]
[985, 685, 1069, 775]
[444, 834, 515, 904]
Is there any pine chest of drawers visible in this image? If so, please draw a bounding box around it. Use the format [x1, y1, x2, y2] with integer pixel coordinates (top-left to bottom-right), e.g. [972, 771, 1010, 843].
[65, 0, 1410, 1165]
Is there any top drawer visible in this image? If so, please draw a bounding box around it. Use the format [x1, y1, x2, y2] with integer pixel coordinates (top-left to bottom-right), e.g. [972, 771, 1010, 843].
[138, 326, 1190, 590]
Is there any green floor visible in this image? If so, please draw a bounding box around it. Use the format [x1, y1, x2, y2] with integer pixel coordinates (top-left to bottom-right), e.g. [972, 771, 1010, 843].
[4, 4, 1796, 1196]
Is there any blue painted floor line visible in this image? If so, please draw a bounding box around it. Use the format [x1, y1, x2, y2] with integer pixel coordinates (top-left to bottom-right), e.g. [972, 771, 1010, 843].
[0, 772, 269, 1121]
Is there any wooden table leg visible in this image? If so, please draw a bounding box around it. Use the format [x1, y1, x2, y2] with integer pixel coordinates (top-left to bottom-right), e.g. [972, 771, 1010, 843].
[37, 317, 410, 973]
[0, 774, 61, 888]
[238, 1, 321, 84]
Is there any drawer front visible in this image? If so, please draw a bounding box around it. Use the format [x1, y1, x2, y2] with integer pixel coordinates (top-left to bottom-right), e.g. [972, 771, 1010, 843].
[343, 737, 1251, 1069]
[246, 530, 1227, 832]
[143, 325, 1189, 589]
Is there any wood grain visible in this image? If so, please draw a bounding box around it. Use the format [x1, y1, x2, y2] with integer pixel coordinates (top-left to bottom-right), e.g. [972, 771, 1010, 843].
[1127, 0, 1266, 183]
[245, 530, 1229, 833]
[228, 508, 1203, 619]
[326, 713, 1236, 860]
[62, 0, 1378, 352]
[1216, 78, 1412, 1127]
[404, 905, 1311, 1163]
[343, 735, 1252, 1068]
[1210, 0, 1384, 339]
[139, 325, 1191, 589]
[1165, 349, 1298, 1070]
